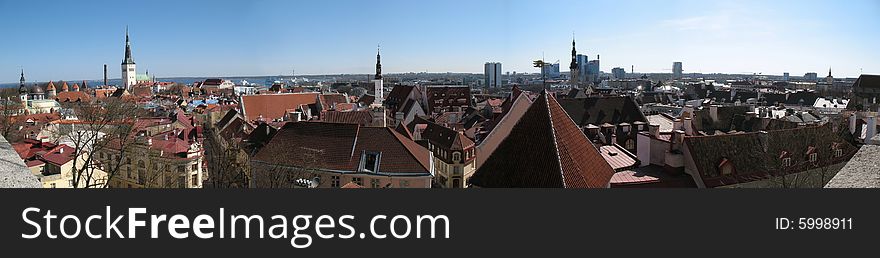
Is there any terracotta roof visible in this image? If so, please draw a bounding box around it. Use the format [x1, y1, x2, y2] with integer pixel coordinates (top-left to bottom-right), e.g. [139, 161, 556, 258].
[241, 93, 318, 122]
[357, 95, 375, 106]
[341, 182, 364, 188]
[322, 110, 373, 125]
[61, 81, 69, 91]
[41, 145, 76, 166]
[469, 91, 615, 188]
[319, 93, 349, 111]
[253, 122, 430, 175]
[55, 91, 91, 103]
[598, 145, 638, 171]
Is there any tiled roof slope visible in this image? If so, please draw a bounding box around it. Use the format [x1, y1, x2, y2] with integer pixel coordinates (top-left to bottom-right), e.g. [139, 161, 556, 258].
[469, 91, 615, 188]
[557, 96, 647, 126]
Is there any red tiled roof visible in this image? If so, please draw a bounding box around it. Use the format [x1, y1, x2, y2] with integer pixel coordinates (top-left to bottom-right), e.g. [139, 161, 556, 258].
[55, 91, 91, 103]
[41, 145, 76, 166]
[341, 182, 364, 188]
[241, 93, 318, 122]
[320, 93, 349, 111]
[253, 122, 430, 175]
[322, 110, 373, 125]
[610, 170, 660, 185]
[470, 91, 615, 188]
[598, 145, 638, 170]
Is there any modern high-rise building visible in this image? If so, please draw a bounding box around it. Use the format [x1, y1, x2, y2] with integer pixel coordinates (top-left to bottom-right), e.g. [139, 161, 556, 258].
[484, 62, 502, 88]
[783, 72, 790, 81]
[587, 58, 600, 83]
[612, 67, 626, 79]
[672, 62, 683, 80]
[542, 63, 561, 78]
[121, 27, 137, 89]
[804, 72, 818, 82]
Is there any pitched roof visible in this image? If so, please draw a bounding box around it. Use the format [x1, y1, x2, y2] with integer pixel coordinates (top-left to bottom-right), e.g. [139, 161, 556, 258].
[322, 110, 373, 126]
[421, 120, 474, 151]
[684, 123, 858, 187]
[557, 96, 647, 126]
[241, 93, 318, 122]
[469, 91, 615, 188]
[55, 91, 90, 103]
[253, 122, 430, 175]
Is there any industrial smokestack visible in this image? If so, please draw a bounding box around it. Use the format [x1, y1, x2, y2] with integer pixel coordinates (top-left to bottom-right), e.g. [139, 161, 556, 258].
[103, 64, 108, 87]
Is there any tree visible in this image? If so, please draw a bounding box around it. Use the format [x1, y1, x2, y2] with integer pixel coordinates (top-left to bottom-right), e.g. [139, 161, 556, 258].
[62, 98, 147, 188]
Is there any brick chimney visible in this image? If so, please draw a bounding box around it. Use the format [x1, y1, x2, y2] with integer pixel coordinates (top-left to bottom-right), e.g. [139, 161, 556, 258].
[683, 117, 693, 136]
[866, 114, 877, 143]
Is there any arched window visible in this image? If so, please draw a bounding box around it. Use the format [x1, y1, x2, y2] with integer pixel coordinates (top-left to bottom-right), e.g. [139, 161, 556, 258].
[453, 152, 461, 162]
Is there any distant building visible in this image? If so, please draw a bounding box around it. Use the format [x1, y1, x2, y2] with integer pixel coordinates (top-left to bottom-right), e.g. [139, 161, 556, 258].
[612, 67, 626, 79]
[121, 28, 137, 89]
[804, 72, 818, 82]
[783, 72, 790, 81]
[587, 59, 600, 83]
[425, 85, 471, 114]
[672, 62, 683, 79]
[542, 62, 560, 78]
[484, 62, 502, 88]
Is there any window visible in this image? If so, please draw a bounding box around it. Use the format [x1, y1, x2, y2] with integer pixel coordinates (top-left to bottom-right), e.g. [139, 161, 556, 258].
[399, 180, 410, 188]
[452, 152, 460, 162]
[359, 151, 381, 173]
[452, 178, 461, 188]
[178, 176, 186, 188]
[192, 174, 198, 187]
[625, 139, 635, 150]
[721, 165, 733, 175]
[809, 153, 818, 162]
[370, 178, 380, 188]
[782, 158, 792, 167]
[352, 177, 363, 186]
[453, 166, 462, 175]
[50, 183, 56, 188]
[192, 164, 198, 172]
[331, 176, 340, 188]
[835, 149, 843, 158]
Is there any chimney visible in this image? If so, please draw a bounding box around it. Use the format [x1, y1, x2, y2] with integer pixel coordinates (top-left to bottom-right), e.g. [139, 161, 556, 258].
[585, 124, 600, 141]
[648, 124, 660, 138]
[709, 105, 719, 122]
[758, 131, 769, 152]
[673, 119, 682, 131]
[671, 130, 684, 152]
[683, 117, 693, 136]
[103, 64, 108, 87]
[292, 111, 303, 122]
[867, 115, 877, 143]
[600, 124, 615, 145]
[849, 113, 858, 134]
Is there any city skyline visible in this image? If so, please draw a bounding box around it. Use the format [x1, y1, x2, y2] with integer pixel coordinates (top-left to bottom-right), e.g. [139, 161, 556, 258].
[1, 0, 879, 83]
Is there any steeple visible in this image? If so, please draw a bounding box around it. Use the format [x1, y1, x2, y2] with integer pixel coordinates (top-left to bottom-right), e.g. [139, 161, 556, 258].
[569, 36, 578, 70]
[828, 67, 832, 77]
[19, 69, 25, 86]
[374, 44, 382, 80]
[122, 26, 135, 65]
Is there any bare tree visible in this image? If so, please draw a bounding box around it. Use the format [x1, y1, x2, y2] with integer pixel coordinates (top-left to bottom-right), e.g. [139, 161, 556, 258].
[203, 122, 251, 188]
[0, 88, 24, 142]
[63, 98, 147, 188]
[251, 147, 327, 188]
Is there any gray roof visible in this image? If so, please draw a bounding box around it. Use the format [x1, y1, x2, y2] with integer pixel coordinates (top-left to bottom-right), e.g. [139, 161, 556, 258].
[0, 136, 41, 188]
[825, 145, 880, 188]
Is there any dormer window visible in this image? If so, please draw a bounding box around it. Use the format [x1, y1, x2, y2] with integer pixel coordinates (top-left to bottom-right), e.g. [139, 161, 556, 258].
[834, 148, 843, 158]
[453, 152, 461, 162]
[359, 151, 381, 173]
[782, 157, 792, 167]
[809, 153, 818, 163]
[806, 146, 818, 163]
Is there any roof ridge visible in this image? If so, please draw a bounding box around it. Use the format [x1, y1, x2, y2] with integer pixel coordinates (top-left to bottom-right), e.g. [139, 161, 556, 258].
[544, 91, 566, 187]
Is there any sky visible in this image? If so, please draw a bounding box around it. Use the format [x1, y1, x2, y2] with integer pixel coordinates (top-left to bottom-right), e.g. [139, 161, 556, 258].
[1, 0, 879, 83]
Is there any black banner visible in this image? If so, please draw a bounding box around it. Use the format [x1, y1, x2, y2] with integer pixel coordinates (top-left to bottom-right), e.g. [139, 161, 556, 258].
[2, 189, 877, 256]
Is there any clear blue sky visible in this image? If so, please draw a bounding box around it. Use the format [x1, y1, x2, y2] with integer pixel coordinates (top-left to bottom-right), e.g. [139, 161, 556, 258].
[1, 0, 878, 83]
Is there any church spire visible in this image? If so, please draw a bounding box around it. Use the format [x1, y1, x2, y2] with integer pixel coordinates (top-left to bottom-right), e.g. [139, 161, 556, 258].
[19, 69, 25, 86]
[123, 26, 135, 65]
[374, 44, 382, 80]
[569, 35, 578, 70]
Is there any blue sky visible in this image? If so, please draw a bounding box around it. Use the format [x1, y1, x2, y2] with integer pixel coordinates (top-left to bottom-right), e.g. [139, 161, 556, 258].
[1, 0, 878, 82]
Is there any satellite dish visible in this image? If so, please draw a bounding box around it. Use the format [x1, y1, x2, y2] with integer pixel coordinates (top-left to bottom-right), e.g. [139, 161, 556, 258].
[309, 177, 321, 188]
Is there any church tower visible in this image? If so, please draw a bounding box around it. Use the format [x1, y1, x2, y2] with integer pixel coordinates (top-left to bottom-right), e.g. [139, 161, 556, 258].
[121, 27, 137, 89]
[370, 45, 387, 127]
[373, 45, 384, 105]
[19, 70, 28, 108]
[569, 37, 580, 86]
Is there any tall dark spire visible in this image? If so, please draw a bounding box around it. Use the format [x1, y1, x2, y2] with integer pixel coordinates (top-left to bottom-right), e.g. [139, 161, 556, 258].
[374, 44, 382, 80]
[569, 37, 578, 70]
[19, 69, 28, 94]
[123, 26, 135, 65]
[19, 69, 25, 86]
